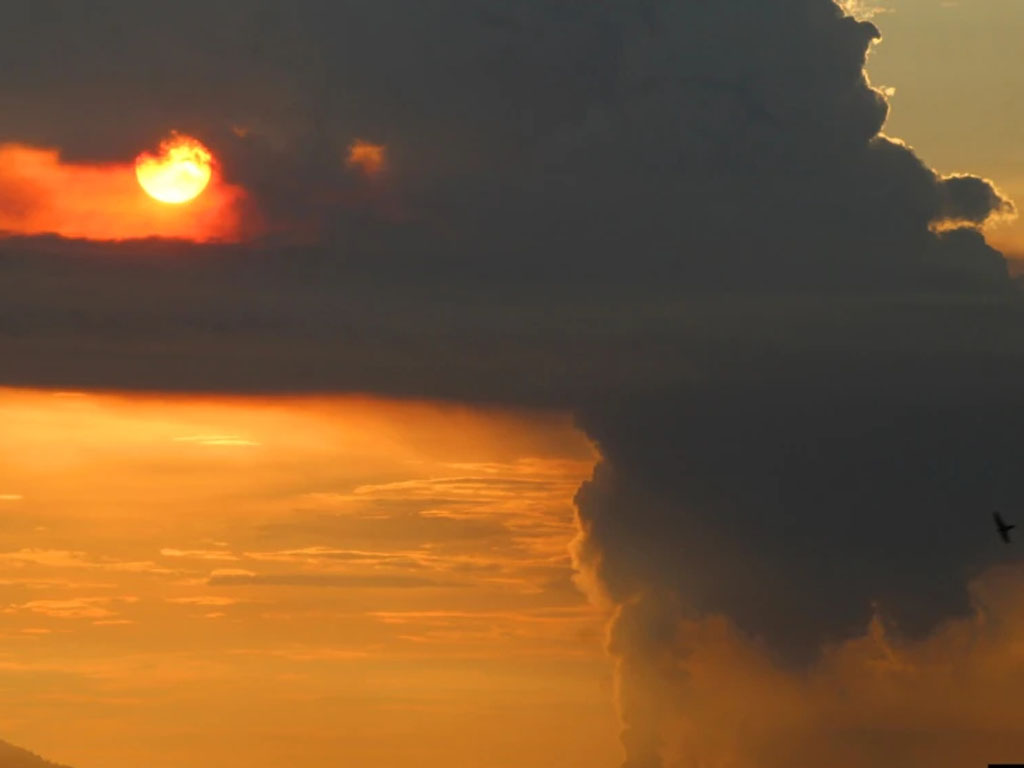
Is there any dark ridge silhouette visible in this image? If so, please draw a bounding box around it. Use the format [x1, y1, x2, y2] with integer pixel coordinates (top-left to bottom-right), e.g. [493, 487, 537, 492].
[0, 740, 73, 768]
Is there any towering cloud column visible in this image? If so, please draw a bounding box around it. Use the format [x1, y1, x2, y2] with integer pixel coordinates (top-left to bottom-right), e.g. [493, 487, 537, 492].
[567, 1, 1020, 766]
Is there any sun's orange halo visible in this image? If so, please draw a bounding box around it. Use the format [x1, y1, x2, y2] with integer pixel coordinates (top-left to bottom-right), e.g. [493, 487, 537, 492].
[135, 134, 213, 204]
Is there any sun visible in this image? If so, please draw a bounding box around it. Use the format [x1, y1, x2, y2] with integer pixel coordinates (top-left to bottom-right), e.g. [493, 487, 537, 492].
[135, 133, 213, 204]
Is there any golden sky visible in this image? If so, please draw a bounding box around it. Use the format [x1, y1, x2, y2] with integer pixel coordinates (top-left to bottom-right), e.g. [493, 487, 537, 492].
[866, 0, 1024, 260]
[0, 390, 618, 768]
[5, 387, 1024, 767]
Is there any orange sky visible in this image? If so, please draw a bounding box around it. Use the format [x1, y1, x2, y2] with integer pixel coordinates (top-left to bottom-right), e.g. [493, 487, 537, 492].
[0, 144, 248, 242]
[0, 390, 618, 768]
[863, 0, 1024, 262]
[3, 390, 1024, 768]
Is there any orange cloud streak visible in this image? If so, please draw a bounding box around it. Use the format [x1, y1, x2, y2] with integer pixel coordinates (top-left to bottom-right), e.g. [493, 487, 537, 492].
[0, 143, 249, 242]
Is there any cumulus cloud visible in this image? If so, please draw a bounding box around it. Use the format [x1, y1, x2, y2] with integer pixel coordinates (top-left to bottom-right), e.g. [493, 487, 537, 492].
[576, 377, 1024, 652]
[572, 326, 1024, 764]
[603, 566, 1024, 768]
[937, 173, 1016, 226]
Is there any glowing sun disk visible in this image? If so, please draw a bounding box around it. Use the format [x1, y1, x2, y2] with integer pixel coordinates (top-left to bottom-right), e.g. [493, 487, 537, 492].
[135, 134, 213, 204]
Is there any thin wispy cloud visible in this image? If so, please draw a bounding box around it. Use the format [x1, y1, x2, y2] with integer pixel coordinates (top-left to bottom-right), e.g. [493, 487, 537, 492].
[172, 435, 261, 447]
[6, 596, 138, 620]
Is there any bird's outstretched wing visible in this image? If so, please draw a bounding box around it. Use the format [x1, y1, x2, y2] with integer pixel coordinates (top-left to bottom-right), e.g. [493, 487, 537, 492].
[994, 511, 1014, 543]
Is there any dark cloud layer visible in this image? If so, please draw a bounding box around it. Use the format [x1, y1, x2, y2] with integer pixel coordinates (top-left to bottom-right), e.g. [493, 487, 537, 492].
[576, 377, 1024, 655]
[2, 1, 1024, 766]
[0, 1, 1013, 286]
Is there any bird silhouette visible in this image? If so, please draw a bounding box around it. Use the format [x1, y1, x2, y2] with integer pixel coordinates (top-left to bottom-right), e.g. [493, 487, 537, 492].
[994, 511, 1016, 544]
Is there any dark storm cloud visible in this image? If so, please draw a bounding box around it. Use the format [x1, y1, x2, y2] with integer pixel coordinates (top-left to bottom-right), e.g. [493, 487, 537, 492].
[575, 376, 1024, 655]
[0, 0, 1012, 283]
[3, 2, 1024, 765]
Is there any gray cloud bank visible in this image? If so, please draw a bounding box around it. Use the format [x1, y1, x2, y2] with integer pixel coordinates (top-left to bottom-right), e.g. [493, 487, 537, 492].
[3, 1, 1024, 766]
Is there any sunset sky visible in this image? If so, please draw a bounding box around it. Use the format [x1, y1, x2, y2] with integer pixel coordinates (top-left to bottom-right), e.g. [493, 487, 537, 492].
[0, 391, 615, 768]
[3, 2, 1024, 768]
[866, 0, 1024, 262]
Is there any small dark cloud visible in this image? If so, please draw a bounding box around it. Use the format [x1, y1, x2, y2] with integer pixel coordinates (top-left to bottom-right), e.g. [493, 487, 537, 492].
[938, 174, 1016, 225]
